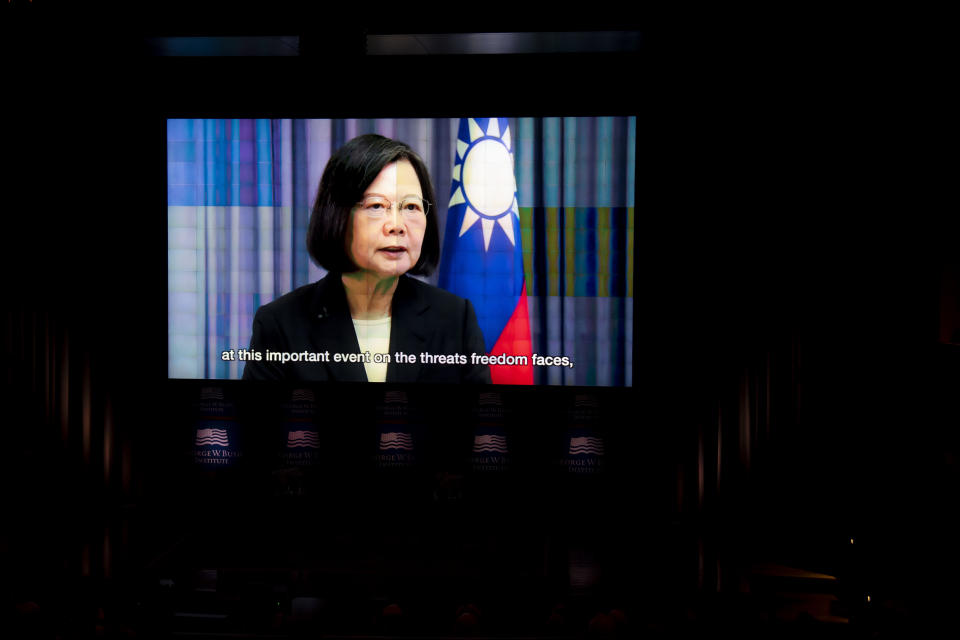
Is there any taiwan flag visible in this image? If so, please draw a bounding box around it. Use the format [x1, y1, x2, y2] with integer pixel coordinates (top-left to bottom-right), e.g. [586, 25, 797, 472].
[439, 118, 533, 385]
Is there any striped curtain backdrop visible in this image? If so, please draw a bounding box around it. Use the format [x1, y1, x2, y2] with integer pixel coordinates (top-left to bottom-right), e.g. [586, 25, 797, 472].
[168, 117, 634, 384]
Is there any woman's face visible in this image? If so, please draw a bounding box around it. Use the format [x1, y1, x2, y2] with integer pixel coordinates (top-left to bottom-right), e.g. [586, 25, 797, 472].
[346, 159, 425, 280]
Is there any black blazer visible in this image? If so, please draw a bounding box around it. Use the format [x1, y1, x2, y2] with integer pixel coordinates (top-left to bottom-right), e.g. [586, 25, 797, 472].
[242, 274, 491, 384]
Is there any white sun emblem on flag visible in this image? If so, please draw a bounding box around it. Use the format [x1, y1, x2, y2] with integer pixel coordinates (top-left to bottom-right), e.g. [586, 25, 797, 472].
[449, 118, 520, 251]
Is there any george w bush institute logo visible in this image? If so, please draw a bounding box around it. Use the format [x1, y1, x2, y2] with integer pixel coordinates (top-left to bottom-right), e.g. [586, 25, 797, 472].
[375, 391, 416, 468]
[376, 430, 415, 469]
[471, 431, 510, 472]
[280, 428, 321, 467]
[193, 424, 240, 466]
[193, 387, 241, 467]
[562, 433, 605, 474]
[280, 389, 321, 466]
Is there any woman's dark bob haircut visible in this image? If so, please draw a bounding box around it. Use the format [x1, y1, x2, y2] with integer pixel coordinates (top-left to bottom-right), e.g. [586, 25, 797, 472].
[307, 134, 440, 276]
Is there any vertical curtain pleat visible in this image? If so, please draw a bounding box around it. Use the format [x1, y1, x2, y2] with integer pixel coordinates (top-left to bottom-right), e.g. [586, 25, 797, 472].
[2, 309, 130, 582]
[520, 116, 635, 385]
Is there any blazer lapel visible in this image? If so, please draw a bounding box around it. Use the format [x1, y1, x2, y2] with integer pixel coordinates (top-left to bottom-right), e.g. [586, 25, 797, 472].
[386, 276, 430, 383]
[309, 275, 367, 382]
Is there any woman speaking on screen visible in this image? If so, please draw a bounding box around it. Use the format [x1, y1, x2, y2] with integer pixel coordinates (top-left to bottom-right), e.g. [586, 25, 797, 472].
[242, 134, 491, 384]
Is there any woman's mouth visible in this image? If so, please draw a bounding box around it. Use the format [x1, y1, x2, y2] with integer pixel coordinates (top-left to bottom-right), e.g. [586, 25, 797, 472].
[380, 246, 406, 253]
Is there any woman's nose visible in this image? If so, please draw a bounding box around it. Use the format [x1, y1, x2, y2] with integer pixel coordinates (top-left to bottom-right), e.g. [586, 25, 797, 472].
[384, 209, 405, 234]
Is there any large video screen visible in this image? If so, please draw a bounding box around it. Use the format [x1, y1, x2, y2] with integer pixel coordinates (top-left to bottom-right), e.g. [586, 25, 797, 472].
[168, 117, 635, 386]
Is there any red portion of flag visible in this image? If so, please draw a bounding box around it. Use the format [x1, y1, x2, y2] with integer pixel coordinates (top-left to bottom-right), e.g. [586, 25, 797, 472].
[489, 282, 534, 385]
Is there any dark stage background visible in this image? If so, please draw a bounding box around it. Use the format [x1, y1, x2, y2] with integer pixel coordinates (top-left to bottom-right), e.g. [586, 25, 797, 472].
[3, 3, 956, 638]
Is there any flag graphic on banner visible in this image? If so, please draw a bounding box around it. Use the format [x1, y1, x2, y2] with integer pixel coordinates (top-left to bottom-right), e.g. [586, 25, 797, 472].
[379, 432, 414, 452]
[439, 117, 533, 385]
[291, 389, 315, 402]
[473, 434, 508, 454]
[568, 436, 604, 456]
[195, 428, 229, 447]
[286, 430, 320, 449]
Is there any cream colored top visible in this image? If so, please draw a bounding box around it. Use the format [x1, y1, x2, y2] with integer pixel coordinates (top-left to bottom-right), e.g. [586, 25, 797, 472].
[352, 316, 392, 382]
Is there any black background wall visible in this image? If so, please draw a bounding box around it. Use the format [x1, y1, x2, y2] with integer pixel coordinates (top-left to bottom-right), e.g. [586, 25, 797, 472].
[3, 2, 956, 637]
